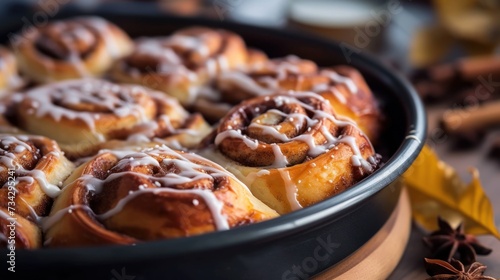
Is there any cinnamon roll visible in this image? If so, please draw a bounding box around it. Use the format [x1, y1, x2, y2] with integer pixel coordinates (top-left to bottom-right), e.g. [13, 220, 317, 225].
[11, 17, 133, 83]
[4, 79, 211, 158]
[0, 134, 74, 219]
[200, 92, 379, 214]
[0, 134, 74, 248]
[197, 56, 381, 141]
[110, 27, 250, 105]
[1, 208, 41, 249]
[44, 145, 278, 247]
[0, 47, 23, 96]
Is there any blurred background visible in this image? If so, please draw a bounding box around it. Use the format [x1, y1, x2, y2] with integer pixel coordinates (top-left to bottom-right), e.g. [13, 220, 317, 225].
[1, 0, 498, 278]
[1, 0, 498, 68]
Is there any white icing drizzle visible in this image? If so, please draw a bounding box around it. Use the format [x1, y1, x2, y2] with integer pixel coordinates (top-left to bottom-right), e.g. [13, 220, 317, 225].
[97, 187, 228, 230]
[1, 136, 32, 153]
[271, 144, 288, 167]
[133, 30, 227, 82]
[330, 87, 348, 104]
[28, 169, 62, 198]
[40, 204, 92, 232]
[323, 70, 358, 94]
[123, 106, 199, 143]
[217, 56, 229, 72]
[258, 76, 279, 89]
[274, 56, 303, 80]
[0, 135, 62, 198]
[218, 55, 310, 97]
[0, 209, 15, 221]
[21, 79, 152, 140]
[217, 92, 374, 170]
[166, 35, 208, 57]
[278, 169, 302, 210]
[243, 169, 271, 183]
[55, 146, 232, 232]
[218, 72, 274, 96]
[336, 135, 373, 172]
[215, 130, 259, 150]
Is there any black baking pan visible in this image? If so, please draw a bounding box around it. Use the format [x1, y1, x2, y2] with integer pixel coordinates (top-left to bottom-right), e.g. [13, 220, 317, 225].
[0, 4, 426, 280]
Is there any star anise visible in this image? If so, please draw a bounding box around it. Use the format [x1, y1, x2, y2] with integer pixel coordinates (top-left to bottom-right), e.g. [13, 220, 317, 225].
[425, 258, 497, 280]
[423, 217, 492, 265]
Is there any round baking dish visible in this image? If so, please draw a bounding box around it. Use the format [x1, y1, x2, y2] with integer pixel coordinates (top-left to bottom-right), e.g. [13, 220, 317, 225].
[0, 7, 426, 280]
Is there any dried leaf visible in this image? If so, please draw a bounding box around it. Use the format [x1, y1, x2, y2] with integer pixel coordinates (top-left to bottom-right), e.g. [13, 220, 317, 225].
[409, 25, 455, 67]
[434, 0, 500, 44]
[403, 145, 500, 239]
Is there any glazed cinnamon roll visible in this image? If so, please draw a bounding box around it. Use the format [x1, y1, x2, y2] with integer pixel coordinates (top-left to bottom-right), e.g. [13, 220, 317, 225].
[11, 17, 133, 83]
[0, 134, 74, 248]
[110, 27, 250, 105]
[196, 56, 381, 141]
[0, 134, 74, 218]
[44, 145, 278, 247]
[1, 208, 41, 249]
[0, 47, 23, 96]
[200, 92, 379, 214]
[4, 79, 211, 158]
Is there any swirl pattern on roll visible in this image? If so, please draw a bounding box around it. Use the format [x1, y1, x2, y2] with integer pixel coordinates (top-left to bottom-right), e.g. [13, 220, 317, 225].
[0, 134, 74, 218]
[201, 92, 379, 214]
[44, 145, 278, 247]
[110, 27, 250, 105]
[0, 134, 74, 248]
[12, 16, 133, 83]
[5, 79, 211, 158]
[206, 56, 381, 141]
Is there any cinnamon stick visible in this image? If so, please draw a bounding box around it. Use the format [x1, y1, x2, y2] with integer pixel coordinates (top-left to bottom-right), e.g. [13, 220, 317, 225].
[441, 100, 500, 143]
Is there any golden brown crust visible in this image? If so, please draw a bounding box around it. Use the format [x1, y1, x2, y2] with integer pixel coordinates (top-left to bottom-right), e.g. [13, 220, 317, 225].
[44, 145, 278, 247]
[200, 92, 379, 214]
[110, 27, 250, 105]
[0, 207, 41, 249]
[315, 66, 381, 143]
[0, 47, 23, 95]
[4, 79, 211, 159]
[12, 17, 133, 83]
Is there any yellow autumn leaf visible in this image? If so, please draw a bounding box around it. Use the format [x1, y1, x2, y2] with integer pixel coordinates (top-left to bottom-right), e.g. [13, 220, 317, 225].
[403, 145, 500, 239]
[409, 25, 455, 67]
[434, 0, 500, 45]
